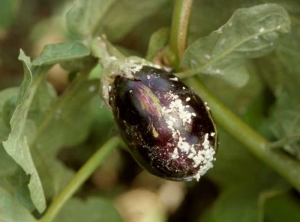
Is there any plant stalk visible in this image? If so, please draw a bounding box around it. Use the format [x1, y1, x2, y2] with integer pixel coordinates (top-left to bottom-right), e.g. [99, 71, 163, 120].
[90, 37, 126, 69]
[39, 137, 121, 222]
[167, 0, 194, 67]
[187, 77, 300, 192]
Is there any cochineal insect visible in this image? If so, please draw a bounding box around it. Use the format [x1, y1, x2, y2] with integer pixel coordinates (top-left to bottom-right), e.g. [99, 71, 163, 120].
[102, 59, 217, 181]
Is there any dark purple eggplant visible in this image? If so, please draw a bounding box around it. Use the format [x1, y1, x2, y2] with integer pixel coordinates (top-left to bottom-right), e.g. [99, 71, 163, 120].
[108, 65, 217, 181]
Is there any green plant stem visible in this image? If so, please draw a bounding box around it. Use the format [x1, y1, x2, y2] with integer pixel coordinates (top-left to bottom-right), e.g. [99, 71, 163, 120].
[187, 77, 300, 192]
[90, 37, 126, 69]
[39, 137, 121, 222]
[167, 0, 194, 67]
[33, 69, 90, 147]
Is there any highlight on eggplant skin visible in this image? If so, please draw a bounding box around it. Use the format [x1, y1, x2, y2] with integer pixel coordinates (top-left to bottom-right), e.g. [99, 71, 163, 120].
[108, 65, 217, 181]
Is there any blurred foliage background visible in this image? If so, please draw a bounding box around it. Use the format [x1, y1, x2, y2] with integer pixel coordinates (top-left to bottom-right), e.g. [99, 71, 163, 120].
[1, 0, 300, 222]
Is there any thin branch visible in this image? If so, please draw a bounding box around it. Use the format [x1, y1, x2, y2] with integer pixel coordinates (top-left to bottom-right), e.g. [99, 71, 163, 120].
[39, 137, 121, 222]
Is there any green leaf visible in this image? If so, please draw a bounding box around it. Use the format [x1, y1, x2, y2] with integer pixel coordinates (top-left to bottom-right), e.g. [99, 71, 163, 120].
[53, 197, 123, 222]
[36, 159, 74, 200]
[207, 129, 264, 188]
[181, 3, 290, 87]
[269, 0, 300, 15]
[0, 145, 17, 178]
[205, 181, 289, 222]
[2, 49, 98, 209]
[3, 46, 100, 203]
[269, 92, 300, 159]
[262, 22, 300, 98]
[255, 21, 300, 159]
[264, 192, 300, 222]
[32, 41, 90, 66]
[66, 0, 116, 38]
[0, 87, 18, 141]
[0, 0, 20, 32]
[207, 124, 290, 187]
[205, 128, 290, 222]
[0, 74, 74, 201]
[0, 88, 19, 180]
[6, 167, 35, 212]
[93, 0, 171, 41]
[60, 56, 97, 73]
[31, 77, 100, 198]
[2, 50, 48, 213]
[213, 185, 260, 222]
[33, 79, 99, 156]
[146, 28, 169, 61]
[0, 187, 36, 222]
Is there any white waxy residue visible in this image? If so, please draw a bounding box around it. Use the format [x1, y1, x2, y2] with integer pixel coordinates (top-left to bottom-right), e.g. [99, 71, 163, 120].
[55, 109, 62, 119]
[163, 92, 215, 181]
[204, 102, 210, 111]
[89, 85, 96, 92]
[169, 77, 178, 81]
[171, 148, 179, 159]
[259, 27, 265, 33]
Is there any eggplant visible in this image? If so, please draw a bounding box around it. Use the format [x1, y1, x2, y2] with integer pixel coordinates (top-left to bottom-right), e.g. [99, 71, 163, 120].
[107, 65, 217, 181]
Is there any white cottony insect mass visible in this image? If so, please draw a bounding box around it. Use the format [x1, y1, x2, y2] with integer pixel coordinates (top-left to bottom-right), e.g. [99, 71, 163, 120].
[169, 77, 179, 81]
[162, 92, 216, 181]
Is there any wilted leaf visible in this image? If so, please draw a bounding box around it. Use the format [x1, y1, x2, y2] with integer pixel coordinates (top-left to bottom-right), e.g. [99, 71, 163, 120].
[181, 4, 290, 87]
[53, 197, 123, 222]
[2, 50, 48, 213]
[0, 187, 36, 222]
[32, 41, 90, 66]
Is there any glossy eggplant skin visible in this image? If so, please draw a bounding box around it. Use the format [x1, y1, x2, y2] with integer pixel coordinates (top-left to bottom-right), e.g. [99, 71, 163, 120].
[109, 66, 217, 181]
